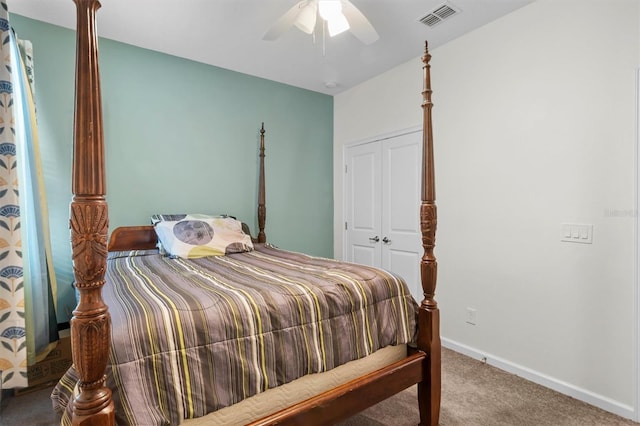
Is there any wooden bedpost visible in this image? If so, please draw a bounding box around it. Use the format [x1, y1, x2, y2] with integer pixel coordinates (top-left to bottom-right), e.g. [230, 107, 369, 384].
[417, 41, 441, 426]
[69, 0, 115, 424]
[257, 123, 267, 243]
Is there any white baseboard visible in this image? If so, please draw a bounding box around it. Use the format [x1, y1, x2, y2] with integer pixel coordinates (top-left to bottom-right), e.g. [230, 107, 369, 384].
[442, 337, 636, 421]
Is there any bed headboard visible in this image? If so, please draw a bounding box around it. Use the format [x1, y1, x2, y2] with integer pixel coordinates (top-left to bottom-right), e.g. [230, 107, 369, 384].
[107, 221, 258, 252]
[107, 226, 156, 252]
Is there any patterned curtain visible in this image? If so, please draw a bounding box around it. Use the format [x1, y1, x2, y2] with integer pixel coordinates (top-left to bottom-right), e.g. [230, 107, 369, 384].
[0, 3, 58, 389]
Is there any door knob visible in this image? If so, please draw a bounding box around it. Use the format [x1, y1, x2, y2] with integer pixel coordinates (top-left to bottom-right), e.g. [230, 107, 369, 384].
[369, 236, 380, 243]
[382, 237, 391, 244]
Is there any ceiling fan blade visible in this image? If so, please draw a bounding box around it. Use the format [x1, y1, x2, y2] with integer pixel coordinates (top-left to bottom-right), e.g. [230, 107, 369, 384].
[263, 1, 306, 41]
[341, 0, 379, 45]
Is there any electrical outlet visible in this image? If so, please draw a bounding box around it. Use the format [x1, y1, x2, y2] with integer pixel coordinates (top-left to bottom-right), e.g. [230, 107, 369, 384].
[466, 307, 477, 325]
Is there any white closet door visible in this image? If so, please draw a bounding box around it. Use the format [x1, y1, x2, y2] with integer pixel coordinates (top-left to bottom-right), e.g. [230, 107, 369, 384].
[381, 132, 422, 302]
[345, 142, 382, 267]
[345, 130, 423, 301]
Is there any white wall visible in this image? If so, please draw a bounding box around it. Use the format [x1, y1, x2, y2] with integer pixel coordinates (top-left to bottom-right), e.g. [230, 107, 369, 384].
[334, 0, 640, 419]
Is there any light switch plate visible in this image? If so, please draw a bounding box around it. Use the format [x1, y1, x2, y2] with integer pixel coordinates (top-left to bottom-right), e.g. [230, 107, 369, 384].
[561, 223, 593, 244]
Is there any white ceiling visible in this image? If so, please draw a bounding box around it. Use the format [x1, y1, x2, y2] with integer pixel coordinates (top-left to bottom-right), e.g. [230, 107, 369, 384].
[10, 0, 534, 95]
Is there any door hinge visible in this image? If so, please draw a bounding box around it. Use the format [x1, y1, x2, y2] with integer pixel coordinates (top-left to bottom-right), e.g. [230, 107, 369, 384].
[345, 164, 348, 173]
[345, 222, 348, 230]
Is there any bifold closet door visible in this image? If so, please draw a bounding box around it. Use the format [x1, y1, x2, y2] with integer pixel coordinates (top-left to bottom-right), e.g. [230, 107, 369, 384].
[345, 141, 382, 267]
[344, 131, 422, 301]
[380, 132, 422, 302]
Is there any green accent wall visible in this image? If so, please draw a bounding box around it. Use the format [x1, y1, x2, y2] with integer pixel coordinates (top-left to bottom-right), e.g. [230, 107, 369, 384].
[11, 15, 334, 323]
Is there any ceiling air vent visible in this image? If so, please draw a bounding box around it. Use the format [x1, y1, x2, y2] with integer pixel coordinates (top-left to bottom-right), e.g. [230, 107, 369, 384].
[419, 2, 461, 28]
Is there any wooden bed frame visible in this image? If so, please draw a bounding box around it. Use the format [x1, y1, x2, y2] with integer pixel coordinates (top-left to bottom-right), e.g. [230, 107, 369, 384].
[67, 0, 440, 424]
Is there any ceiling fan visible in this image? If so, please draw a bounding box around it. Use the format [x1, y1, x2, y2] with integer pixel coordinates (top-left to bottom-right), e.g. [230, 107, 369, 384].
[263, 0, 379, 45]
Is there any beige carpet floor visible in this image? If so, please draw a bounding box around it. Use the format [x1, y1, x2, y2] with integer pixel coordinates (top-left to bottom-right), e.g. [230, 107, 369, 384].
[0, 347, 637, 425]
[339, 348, 637, 426]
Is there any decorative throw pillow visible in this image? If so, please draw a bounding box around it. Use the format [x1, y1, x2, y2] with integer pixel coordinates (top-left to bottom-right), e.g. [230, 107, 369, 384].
[154, 217, 253, 258]
[151, 213, 232, 225]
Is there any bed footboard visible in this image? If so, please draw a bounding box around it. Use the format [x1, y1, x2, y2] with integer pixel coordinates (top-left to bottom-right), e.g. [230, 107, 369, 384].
[69, 0, 115, 423]
[248, 352, 427, 426]
[416, 41, 441, 426]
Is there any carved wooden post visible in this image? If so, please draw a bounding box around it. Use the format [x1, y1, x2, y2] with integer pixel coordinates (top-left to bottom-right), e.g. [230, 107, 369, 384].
[257, 123, 267, 243]
[417, 41, 441, 426]
[69, 0, 115, 424]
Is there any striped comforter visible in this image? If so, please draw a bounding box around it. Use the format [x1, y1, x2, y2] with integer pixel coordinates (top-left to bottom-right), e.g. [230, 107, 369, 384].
[52, 243, 418, 425]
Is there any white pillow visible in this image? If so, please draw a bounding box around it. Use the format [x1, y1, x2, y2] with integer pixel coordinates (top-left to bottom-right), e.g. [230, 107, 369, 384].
[154, 217, 253, 258]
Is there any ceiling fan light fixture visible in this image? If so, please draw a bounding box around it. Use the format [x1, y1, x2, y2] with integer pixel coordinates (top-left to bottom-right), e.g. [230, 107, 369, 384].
[263, 0, 377, 45]
[327, 13, 350, 36]
[318, 1, 341, 20]
[318, 0, 350, 37]
[294, 2, 318, 34]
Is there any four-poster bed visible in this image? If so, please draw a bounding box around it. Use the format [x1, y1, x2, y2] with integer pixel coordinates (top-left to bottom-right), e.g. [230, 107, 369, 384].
[58, 0, 441, 424]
